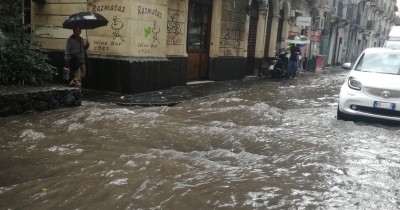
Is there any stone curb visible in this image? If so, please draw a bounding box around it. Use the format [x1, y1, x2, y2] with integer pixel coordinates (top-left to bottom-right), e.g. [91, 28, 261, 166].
[0, 86, 82, 117]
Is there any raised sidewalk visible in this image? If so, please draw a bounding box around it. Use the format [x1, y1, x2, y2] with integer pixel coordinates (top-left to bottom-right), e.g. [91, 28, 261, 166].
[0, 85, 81, 117]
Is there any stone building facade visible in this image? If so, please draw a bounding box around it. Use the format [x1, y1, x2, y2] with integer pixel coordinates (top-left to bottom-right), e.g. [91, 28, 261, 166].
[29, 0, 398, 94]
[314, 0, 398, 66]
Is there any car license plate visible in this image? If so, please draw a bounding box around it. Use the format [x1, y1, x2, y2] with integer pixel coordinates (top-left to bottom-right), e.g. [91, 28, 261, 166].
[373, 101, 396, 110]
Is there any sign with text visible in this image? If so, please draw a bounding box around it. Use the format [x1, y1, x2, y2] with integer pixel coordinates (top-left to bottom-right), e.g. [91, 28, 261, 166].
[296, 17, 312, 26]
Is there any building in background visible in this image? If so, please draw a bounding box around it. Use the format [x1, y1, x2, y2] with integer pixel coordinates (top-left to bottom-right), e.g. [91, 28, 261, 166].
[318, 0, 398, 66]
[27, 0, 399, 94]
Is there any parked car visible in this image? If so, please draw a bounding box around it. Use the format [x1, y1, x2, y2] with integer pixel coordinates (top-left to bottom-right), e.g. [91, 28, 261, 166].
[337, 47, 400, 122]
[383, 37, 400, 49]
[383, 26, 400, 49]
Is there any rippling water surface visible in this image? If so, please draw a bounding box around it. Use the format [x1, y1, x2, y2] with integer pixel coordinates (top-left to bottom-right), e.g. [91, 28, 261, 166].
[1, 70, 400, 209]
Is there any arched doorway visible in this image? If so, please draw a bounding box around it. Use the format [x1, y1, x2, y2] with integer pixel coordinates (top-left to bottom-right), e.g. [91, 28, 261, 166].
[246, 0, 259, 75]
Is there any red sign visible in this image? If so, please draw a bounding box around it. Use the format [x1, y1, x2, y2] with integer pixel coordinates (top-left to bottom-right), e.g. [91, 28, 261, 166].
[288, 31, 299, 36]
[310, 35, 320, 42]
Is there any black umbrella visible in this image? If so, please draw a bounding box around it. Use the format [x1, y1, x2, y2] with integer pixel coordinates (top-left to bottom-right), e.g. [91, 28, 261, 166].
[62, 12, 108, 30]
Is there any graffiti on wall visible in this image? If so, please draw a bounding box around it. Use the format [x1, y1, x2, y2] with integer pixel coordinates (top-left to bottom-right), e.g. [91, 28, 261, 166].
[152, 21, 160, 44]
[138, 5, 163, 18]
[167, 11, 183, 45]
[87, 1, 167, 56]
[111, 16, 124, 42]
[220, 27, 244, 56]
[89, 1, 128, 53]
[34, 25, 63, 38]
[93, 40, 109, 51]
[220, 28, 243, 49]
[91, 15, 125, 52]
[138, 20, 160, 54]
[92, 4, 127, 13]
[224, 49, 233, 56]
[136, 3, 165, 55]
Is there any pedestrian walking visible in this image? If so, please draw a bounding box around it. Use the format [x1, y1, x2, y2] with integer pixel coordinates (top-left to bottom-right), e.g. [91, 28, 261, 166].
[64, 26, 90, 89]
[288, 43, 301, 78]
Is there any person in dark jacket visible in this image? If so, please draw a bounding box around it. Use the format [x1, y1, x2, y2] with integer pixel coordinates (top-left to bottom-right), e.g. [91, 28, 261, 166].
[65, 26, 90, 88]
[288, 43, 301, 78]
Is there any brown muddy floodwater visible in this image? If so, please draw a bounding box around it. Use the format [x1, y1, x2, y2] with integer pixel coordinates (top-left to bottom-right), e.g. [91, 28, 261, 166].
[1, 69, 400, 209]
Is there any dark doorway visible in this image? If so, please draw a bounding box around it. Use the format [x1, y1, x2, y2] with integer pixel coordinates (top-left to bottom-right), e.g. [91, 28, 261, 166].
[186, 0, 212, 81]
[246, 0, 259, 75]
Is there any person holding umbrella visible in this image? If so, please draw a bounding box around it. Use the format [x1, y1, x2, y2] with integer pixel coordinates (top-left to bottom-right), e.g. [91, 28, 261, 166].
[285, 35, 309, 78]
[65, 26, 90, 88]
[287, 43, 301, 78]
[62, 11, 108, 89]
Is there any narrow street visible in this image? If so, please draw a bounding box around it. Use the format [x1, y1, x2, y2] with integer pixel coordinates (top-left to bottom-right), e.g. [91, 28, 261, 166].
[1, 68, 400, 209]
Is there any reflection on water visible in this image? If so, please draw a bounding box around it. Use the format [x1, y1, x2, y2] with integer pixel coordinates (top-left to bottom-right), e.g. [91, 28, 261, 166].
[1, 71, 400, 209]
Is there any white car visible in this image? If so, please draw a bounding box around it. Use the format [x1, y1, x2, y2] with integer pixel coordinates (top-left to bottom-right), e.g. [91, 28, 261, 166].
[383, 26, 400, 49]
[337, 47, 400, 122]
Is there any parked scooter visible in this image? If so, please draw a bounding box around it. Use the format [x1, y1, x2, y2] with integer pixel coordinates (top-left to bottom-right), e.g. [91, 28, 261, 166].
[269, 48, 289, 78]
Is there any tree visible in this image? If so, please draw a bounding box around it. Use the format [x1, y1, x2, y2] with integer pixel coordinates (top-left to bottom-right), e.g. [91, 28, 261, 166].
[0, 0, 23, 32]
[0, 0, 58, 86]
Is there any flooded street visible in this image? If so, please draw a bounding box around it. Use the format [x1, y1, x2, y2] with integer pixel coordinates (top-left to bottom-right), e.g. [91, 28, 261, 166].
[1, 69, 400, 209]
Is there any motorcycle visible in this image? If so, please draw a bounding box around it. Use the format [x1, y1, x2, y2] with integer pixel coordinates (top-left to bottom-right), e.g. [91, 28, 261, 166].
[269, 48, 289, 78]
